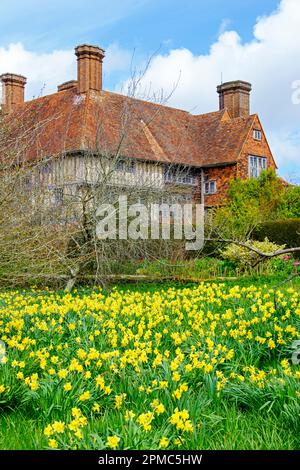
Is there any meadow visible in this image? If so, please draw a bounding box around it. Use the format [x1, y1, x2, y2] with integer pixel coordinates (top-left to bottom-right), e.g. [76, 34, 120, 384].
[0, 278, 299, 450]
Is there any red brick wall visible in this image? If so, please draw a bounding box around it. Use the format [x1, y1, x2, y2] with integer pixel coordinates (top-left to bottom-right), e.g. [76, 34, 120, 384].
[202, 165, 237, 206]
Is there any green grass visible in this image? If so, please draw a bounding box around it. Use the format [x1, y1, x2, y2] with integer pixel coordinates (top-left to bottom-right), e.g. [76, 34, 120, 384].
[0, 402, 298, 450]
[0, 412, 44, 450]
[113, 272, 300, 293]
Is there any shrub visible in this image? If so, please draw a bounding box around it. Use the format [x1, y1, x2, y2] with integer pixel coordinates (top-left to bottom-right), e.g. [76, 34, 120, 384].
[210, 172, 300, 242]
[220, 238, 285, 270]
[253, 219, 300, 248]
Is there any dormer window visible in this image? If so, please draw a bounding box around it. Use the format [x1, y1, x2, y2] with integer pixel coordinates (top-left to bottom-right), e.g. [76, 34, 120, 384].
[253, 129, 262, 141]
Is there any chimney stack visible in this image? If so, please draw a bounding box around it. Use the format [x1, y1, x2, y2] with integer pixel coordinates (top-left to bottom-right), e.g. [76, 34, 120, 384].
[0, 73, 27, 113]
[75, 44, 105, 94]
[217, 80, 252, 118]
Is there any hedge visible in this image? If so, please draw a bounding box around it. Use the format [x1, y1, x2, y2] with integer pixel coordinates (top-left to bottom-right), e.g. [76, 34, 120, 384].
[253, 219, 300, 248]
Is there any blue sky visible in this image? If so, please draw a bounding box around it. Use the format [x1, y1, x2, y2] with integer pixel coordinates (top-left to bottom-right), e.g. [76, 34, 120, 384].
[0, 0, 299, 180]
[0, 0, 278, 52]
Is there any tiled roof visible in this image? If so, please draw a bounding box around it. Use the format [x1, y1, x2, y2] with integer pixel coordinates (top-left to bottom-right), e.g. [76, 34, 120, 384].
[1, 87, 257, 168]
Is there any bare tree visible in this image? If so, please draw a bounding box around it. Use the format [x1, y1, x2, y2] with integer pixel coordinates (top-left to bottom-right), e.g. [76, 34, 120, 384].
[0, 63, 199, 290]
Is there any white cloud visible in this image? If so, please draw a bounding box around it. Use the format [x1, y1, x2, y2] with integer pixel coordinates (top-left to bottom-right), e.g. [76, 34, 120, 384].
[120, 0, 300, 178]
[0, 43, 75, 99]
[104, 43, 132, 76]
[0, 42, 132, 100]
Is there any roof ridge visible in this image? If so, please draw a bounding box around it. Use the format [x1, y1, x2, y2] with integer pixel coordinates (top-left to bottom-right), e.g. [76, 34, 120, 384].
[11, 87, 230, 122]
[194, 109, 225, 119]
[101, 89, 192, 115]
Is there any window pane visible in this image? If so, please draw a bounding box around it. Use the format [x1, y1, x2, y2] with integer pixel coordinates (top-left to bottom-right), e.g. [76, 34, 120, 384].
[164, 165, 195, 185]
[249, 155, 267, 178]
[253, 129, 262, 140]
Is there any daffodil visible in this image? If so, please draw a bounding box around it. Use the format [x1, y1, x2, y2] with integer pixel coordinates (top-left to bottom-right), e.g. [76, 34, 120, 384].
[106, 435, 120, 449]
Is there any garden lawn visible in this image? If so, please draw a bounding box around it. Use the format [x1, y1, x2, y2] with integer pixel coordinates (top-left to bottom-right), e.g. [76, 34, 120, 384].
[0, 279, 299, 450]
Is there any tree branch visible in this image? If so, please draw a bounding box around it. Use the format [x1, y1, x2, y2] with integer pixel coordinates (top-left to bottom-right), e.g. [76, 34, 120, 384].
[205, 237, 300, 260]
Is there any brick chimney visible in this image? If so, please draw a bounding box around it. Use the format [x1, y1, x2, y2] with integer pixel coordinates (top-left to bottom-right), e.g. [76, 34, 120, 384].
[0, 73, 27, 113]
[75, 44, 105, 94]
[217, 80, 252, 118]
